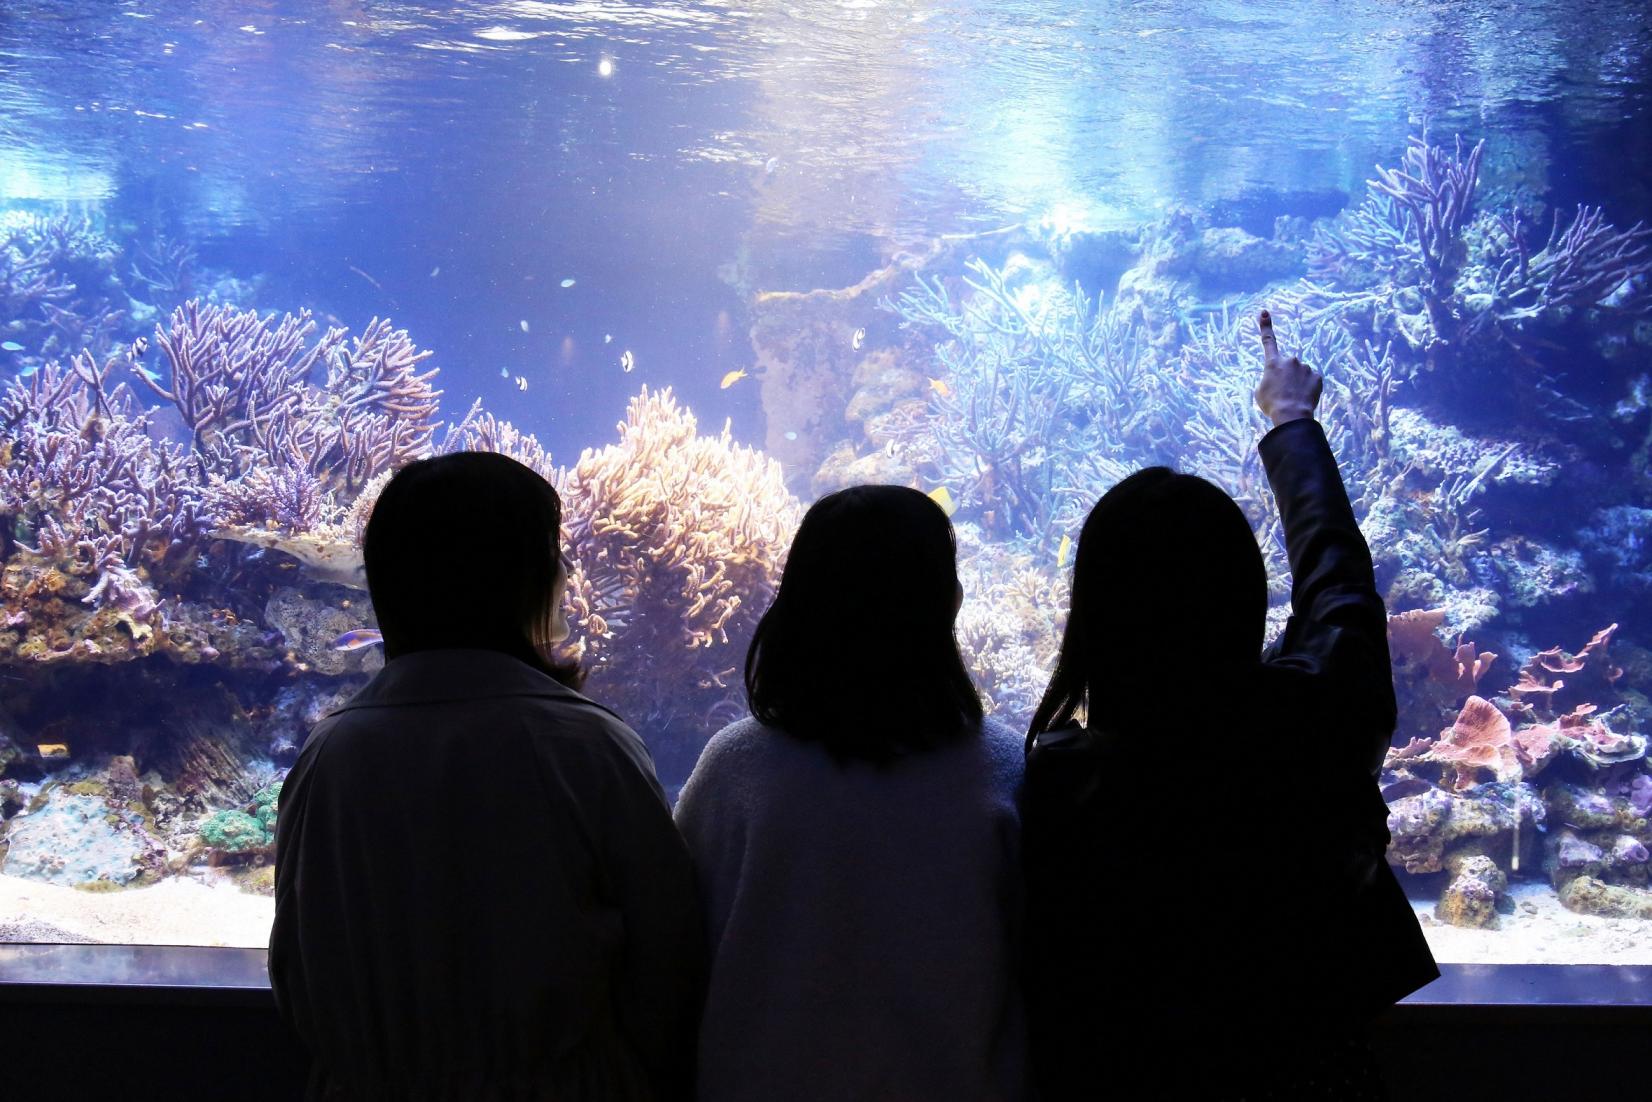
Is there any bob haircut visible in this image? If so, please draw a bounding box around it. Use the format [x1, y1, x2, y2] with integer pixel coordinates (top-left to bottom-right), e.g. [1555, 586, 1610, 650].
[745, 484, 983, 763]
[363, 450, 578, 685]
[1029, 466, 1266, 743]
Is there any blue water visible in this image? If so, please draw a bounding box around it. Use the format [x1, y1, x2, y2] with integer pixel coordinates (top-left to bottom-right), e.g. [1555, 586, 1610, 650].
[2, 0, 1652, 953]
[3, 0, 1646, 455]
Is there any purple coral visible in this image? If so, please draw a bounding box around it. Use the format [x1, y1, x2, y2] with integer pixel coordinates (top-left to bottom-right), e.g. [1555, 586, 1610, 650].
[1610, 836, 1650, 866]
[1630, 774, 1652, 818]
[203, 465, 326, 533]
[1484, 204, 1652, 326]
[1557, 834, 1604, 868]
[0, 352, 211, 587]
[138, 300, 342, 464]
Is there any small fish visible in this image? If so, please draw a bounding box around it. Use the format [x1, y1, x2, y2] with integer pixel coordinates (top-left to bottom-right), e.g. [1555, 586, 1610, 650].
[519, 320, 530, 333]
[0, 341, 22, 352]
[129, 336, 148, 358]
[515, 375, 529, 391]
[719, 368, 748, 389]
[784, 430, 798, 441]
[604, 333, 613, 344]
[1057, 534, 1073, 569]
[927, 486, 958, 517]
[36, 742, 70, 759]
[133, 364, 164, 386]
[18, 362, 39, 378]
[852, 327, 866, 351]
[928, 377, 951, 399]
[348, 264, 382, 291]
[331, 628, 384, 652]
[499, 366, 510, 378]
[620, 349, 635, 373]
[429, 266, 441, 277]
[560, 278, 576, 288]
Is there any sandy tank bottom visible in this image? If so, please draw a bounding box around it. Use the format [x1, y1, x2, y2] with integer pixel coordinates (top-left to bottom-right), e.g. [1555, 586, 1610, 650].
[0, 870, 274, 947]
[2, 872, 1649, 965]
[1413, 881, 1652, 965]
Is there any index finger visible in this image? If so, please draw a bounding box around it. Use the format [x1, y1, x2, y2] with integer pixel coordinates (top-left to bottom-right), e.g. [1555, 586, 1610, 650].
[1258, 309, 1279, 363]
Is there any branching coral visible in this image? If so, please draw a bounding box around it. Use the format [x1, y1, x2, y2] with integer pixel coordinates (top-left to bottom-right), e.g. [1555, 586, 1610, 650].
[0, 352, 210, 616]
[883, 256, 1174, 544]
[553, 387, 802, 727]
[202, 465, 327, 534]
[139, 300, 344, 468]
[1303, 134, 1650, 377]
[138, 302, 439, 497]
[952, 524, 1067, 723]
[0, 212, 130, 364]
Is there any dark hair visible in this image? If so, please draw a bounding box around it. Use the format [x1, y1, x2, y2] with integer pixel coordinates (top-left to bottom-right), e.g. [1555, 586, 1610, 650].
[1029, 467, 1266, 744]
[745, 485, 984, 763]
[364, 450, 580, 685]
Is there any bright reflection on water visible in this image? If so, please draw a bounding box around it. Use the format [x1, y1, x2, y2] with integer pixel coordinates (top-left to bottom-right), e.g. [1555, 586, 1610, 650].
[0, 0, 1646, 464]
[2, 0, 1648, 237]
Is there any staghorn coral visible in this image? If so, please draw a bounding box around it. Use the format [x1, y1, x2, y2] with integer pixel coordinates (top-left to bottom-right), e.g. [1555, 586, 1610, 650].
[139, 301, 440, 495]
[1301, 133, 1650, 382]
[553, 387, 802, 728]
[883, 254, 1175, 545]
[0, 212, 131, 365]
[0, 351, 210, 627]
[952, 524, 1067, 724]
[139, 300, 344, 467]
[203, 464, 327, 534]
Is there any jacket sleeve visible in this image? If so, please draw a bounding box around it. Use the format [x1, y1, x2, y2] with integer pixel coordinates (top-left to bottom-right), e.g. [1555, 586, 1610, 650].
[591, 722, 705, 1102]
[1259, 417, 1397, 776]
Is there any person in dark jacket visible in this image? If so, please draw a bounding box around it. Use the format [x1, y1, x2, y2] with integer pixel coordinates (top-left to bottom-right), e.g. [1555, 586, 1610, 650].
[1022, 311, 1438, 1099]
[270, 451, 703, 1101]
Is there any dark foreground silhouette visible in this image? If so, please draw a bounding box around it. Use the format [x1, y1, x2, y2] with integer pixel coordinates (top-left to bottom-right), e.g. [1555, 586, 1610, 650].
[270, 452, 702, 1101]
[1022, 312, 1439, 1099]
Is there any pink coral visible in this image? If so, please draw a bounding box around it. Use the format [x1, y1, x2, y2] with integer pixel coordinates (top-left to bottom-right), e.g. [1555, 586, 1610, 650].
[1507, 624, 1622, 723]
[1426, 695, 1519, 792]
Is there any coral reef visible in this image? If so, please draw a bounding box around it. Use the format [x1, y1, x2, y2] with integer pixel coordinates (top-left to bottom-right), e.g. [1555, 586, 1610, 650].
[554, 387, 802, 727]
[951, 524, 1067, 720]
[1301, 134, 1651, 384]
[2, 124, 1650, 942]
[0, 757, 165, 889]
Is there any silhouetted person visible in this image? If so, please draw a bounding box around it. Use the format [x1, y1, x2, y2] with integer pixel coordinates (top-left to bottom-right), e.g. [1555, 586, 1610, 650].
[675, 485, 1027, 1101]
[1023, 312, 1437, 1099]
[270, 451, 703, 1101]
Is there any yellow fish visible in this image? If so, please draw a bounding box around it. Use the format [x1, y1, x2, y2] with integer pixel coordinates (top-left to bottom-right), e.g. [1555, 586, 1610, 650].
[720, 368, 748, 389]
[927, 486, 958, 517]
[37, 743, 70, 759]
[928, 377, 952, 399]
[1057, 534, 1073, 568]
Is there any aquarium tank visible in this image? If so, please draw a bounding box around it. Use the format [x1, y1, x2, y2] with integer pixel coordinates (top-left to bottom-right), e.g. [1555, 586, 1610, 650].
[0, 0, 1649, 967]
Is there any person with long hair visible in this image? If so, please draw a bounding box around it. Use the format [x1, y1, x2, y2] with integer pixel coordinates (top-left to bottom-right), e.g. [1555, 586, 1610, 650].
[270, 451, 703, 1101]
[674, 484, 1027, 1101]
[1022, 312, 1437, 1099]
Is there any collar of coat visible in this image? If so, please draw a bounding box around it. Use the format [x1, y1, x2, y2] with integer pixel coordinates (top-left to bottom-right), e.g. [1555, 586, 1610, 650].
[327, 648, 616, 720]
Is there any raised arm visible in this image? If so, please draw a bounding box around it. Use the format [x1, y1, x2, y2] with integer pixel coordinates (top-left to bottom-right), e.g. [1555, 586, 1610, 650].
[1254, 310, 1396, 772]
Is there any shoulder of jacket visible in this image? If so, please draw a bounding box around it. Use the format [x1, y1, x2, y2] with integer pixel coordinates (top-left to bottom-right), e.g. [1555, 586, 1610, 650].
[1029, 722, 1089, 752]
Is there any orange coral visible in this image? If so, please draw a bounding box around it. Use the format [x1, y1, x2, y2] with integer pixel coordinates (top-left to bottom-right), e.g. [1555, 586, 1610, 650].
[1507, 624, 1622, 722]
[1426, 695, 1519, 792]
[1388, 608, 1497, 698]
[553, 387, 802, 727]
[1388, 608, 1498, 747]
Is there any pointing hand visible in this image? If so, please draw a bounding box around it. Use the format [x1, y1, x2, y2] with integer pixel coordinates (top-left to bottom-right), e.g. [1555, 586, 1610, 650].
[1254, 309, 1322, 427]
